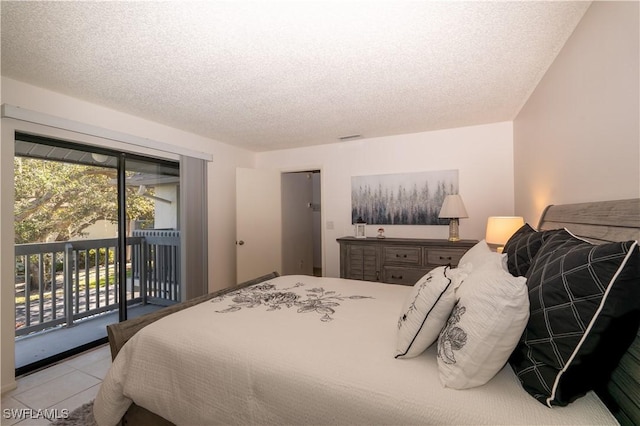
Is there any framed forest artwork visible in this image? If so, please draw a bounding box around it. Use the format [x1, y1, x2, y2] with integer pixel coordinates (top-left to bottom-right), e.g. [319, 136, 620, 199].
[351, 169, 459, 225]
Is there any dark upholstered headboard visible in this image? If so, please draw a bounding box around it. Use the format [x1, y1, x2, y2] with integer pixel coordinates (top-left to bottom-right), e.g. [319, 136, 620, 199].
[537, 198, 640, 426]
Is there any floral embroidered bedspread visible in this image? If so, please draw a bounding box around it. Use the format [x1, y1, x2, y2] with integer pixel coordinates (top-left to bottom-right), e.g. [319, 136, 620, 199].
[94, 275, 616, 426]
[211, 280, 372, 322]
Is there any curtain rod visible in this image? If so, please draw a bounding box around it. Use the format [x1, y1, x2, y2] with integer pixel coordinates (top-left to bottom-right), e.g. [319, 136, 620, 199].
[1, 104, 213, 162]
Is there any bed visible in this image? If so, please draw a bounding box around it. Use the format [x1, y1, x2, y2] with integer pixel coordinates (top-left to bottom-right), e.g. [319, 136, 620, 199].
[94, 198, 640, 426]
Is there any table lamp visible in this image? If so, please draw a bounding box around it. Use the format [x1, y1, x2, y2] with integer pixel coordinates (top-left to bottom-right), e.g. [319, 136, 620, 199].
[485, 216, 525, 252]
[439, 194, 468, 242]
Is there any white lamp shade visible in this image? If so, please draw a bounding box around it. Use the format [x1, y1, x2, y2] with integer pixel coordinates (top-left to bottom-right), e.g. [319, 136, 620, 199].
[91, 153, 109, 163]
[439, 194, 468, 219]
[485, 216, 525, 245]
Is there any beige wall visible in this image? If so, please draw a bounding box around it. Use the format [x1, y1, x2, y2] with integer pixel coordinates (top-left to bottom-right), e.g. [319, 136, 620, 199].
[257, 121, 516, 278]
[514, 1, 640, 224]
[1, 78, 254, 391]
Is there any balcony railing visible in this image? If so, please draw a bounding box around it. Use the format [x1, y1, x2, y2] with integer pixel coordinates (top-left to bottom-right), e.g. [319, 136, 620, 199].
[15, 230, 180, 337]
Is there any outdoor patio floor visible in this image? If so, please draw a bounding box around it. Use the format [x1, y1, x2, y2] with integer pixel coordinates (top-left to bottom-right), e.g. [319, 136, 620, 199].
[15, 303, 164, 375]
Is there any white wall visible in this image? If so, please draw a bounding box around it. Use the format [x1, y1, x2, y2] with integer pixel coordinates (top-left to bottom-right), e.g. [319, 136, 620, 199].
[256, 121, 515, 278]
[514, 1, 640, 224]
[1, 77, 254, 392]
[154, 185, 179, 229]
[70, 220, 118, 240]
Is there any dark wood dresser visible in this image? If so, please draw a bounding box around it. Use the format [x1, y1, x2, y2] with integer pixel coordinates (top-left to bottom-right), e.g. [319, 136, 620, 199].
[337, 237, 477, 285]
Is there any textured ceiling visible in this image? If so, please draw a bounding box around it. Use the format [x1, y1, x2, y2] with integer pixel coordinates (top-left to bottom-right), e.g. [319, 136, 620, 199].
[1, 1, 590, 152]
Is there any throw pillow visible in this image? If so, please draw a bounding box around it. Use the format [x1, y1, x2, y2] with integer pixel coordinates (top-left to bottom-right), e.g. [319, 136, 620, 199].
[437, 263, 529, 389]
[503, 224, 565, 277]
[395, 265, 468, 359]
[502, 223, 541, 276]
[509, 230, 640, 407]
[458, 240, 506, 272]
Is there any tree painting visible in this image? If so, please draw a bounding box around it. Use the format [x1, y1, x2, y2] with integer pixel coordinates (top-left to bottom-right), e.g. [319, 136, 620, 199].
[351, 170, 458, 225]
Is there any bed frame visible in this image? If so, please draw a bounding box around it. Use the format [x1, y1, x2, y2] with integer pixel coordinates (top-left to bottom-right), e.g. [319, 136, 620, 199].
[106, 198, 640, 426]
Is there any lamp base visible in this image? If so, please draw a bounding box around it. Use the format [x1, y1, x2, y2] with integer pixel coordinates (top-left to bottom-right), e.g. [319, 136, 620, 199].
[448, 218, 460, 242]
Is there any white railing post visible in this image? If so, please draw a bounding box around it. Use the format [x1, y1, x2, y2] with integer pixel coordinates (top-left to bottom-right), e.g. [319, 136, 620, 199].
[64, 243, 74, 328]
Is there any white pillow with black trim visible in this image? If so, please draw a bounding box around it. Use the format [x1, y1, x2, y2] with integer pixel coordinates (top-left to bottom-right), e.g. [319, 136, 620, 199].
[437, 262, 529, 389]
[395, 265, 468, 359]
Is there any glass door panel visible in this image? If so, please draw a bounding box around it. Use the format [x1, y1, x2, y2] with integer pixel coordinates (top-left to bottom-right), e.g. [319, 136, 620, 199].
[14, 134, 180, 373]
[121, 157, 181, 320]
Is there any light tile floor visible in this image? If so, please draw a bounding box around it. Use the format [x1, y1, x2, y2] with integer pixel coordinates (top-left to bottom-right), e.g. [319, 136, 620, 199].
[1, 344, 110, 426]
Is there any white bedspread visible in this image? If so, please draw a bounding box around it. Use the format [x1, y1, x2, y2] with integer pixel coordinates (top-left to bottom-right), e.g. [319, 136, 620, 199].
[94, 275, 618, 425]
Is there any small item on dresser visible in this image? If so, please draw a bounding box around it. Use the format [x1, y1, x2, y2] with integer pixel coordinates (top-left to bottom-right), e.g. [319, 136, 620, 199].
[377, 227, 385, 238]
[354, 217, 366, 238]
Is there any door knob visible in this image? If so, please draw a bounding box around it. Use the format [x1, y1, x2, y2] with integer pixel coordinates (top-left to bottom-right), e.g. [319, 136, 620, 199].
[237, 240, 245, 245]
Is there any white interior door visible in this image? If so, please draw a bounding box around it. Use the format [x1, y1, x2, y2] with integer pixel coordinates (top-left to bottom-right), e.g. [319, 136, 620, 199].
[236, 168, 282, 283]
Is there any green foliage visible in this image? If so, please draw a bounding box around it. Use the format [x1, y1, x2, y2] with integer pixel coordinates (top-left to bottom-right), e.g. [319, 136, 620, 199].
[15, 264, 131, 305]
[14, 157, 155, 244]
[77, 248, 116, 269]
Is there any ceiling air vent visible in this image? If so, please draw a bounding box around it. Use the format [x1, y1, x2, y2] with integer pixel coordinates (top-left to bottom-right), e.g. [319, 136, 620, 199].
[338, 134, 362, 142]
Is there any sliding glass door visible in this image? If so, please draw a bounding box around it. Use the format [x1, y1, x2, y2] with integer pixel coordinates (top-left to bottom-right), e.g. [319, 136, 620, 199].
[119, 155, 181, 320]
[14, 133, 180, 372]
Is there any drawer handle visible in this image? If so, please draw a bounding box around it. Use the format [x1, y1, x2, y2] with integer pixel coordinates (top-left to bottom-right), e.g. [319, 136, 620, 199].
[392, 275, 403, 279]
[396, 254, 408, 258]
[439, 256, 453, 260]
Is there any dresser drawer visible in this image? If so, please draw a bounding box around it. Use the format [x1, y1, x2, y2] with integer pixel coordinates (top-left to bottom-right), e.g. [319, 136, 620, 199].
[346, 245, 379, 281]
[338, 237, 477, 285]
[384, 247, 421, 265]
[426, 249, 466, 266]
[383, 267, 427, 286]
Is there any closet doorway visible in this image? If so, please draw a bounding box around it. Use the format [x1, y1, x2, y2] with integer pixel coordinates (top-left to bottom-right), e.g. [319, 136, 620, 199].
[281, 170, 322, 277]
